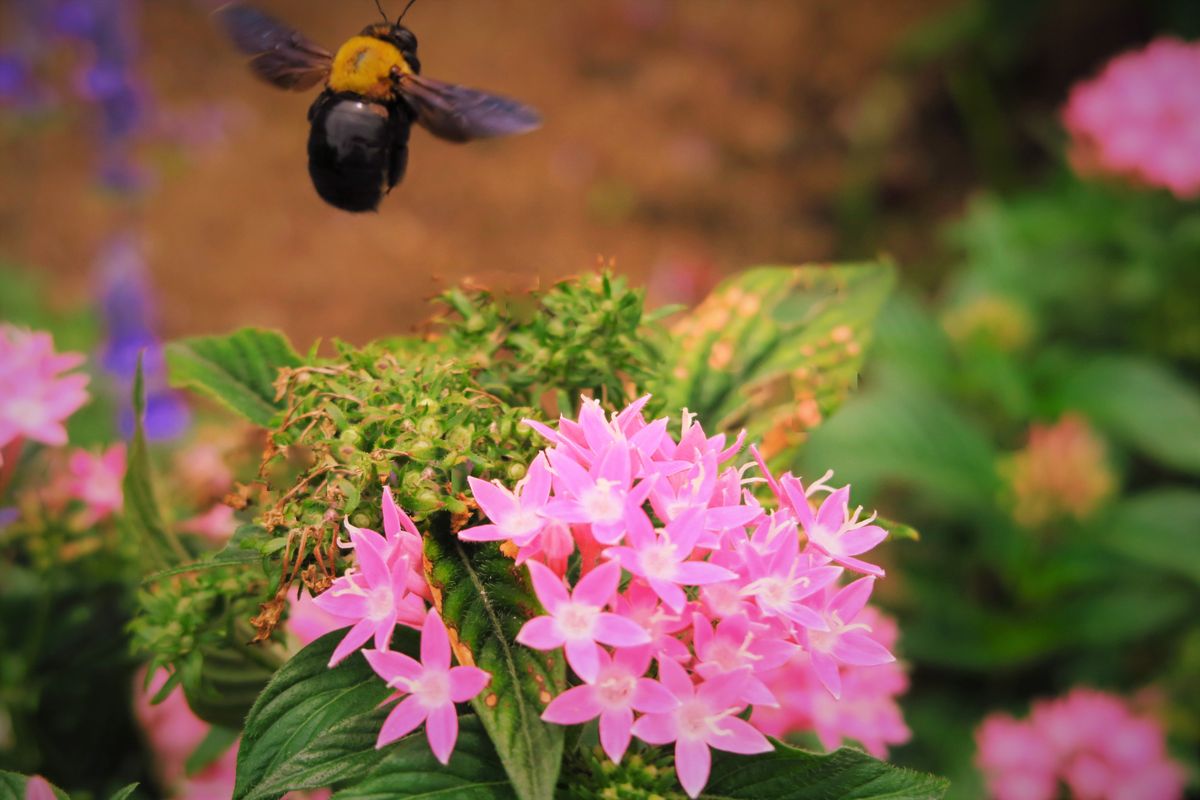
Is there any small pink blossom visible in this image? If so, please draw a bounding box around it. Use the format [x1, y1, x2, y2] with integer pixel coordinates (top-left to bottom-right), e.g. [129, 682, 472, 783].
[24, 777, 57, 800]
[805, 577, 896, 699]
[783, 477, 887, 577]
[0, 326, 89, 461]
[1064, 37, 1200, 198]
[631, 658, 772, 798]
[516, 560, 651, 680]
[462, 453, 552, 546]
[541, 646, 677, 763]
[363, 610, 491, 764]
[976, 688, 1186, 800]
[64, 443, 126, 524]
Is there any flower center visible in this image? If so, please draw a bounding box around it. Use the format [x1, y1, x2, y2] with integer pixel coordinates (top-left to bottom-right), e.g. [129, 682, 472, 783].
[412, 669, 451, 707]
[677, 698, 720, 741]
[557, 601, 599, 639]
[504, 507, 542, 538]
[367, 585, 394, 620]
[595, 669, 637, 709]
[638, 542, 678, 581]
[4, 398, 42, 425]
[580, 480, 623, 524]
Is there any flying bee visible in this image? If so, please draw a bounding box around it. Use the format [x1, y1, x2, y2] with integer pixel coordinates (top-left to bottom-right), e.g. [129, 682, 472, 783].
[216, 1, 541, 212]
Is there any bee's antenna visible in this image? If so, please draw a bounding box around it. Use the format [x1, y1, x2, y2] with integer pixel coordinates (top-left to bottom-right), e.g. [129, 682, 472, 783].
[397, 0, 418, 22]
[374, 0, 389, 23]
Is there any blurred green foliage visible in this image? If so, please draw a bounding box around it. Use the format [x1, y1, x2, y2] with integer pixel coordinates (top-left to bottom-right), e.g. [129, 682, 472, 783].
[804, 174, 1200, 796]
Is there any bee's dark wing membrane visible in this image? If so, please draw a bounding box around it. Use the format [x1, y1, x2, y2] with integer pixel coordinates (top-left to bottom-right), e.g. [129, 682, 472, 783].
[399, 74, 541, 143]
[217, 4, 332, 91]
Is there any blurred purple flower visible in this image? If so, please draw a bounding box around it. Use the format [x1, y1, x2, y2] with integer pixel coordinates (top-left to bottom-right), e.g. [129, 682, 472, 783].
[96, 234, 191, 440]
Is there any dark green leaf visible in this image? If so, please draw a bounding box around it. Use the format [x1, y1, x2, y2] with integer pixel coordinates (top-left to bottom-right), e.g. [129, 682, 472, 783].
[1052, 356, 1200, 475]
[165, 328, 301, 426]
[233, 628, 417, 800]
[186, 725, 239, 777]
[702, 741, 948, 799]
[1094, 490, 1200, 583]
[332, 716, 515, 800]
[662, 263, 895, 469]
[424, 513, 566, 800]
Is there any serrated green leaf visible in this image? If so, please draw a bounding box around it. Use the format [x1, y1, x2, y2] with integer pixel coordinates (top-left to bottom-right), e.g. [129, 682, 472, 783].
[424, 513, 566, 800]
[663, 263, 895, 470]
[166, 328, 302, 426]
[1052, 356, 1200, 475]
[0, 772, 69, 800]
[702, 742, 948, 800]
[331, 716, 514, 800]
[234, 628, 418, 800]
[1095, 490, 1200, 583]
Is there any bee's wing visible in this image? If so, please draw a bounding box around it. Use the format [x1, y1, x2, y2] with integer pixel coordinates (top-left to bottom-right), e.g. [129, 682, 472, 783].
[216, 4, 332, 91]
[398, 74, 541, 143]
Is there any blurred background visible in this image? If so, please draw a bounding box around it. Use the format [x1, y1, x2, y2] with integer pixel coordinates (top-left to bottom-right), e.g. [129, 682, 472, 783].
[3, 0, 1200, 798]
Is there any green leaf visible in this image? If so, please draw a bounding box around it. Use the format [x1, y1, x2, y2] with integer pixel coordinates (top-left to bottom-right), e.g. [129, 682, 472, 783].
[1095, 490, 1200, 583]
[702, 741, 949, 799]
[121, 357, 190, 568]
[234, 628, 416, 800]
[165, 328, 302, 426]
[0, 772, 69, 800]
[332, 716, 515, 800]
[186, 725, 239, 777]
[662, 263, 895, 468]
[107, 785, 139, 800]
[1052, 356, 1200, 475]
[424, 513, 566, 800]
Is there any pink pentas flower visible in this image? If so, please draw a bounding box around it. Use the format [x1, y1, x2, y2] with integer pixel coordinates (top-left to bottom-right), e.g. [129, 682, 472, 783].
[805, 577, 896, 699]
[461, 453, 552, 546]
[516, 560, 651, 681]
[631, 658, 773, 798]
[0, 325, 89, 461]
[1064, 37, 1200, 198]
[363, 610, 491, 764]
[976, 688, 1186, 800]
[541, 645, 677, 763]
[314, 528, 424, 666]
[783, 476, 887, 577]
[613, 579, 692, 663]
[604, 507, 737, 612]
[544, 443, 654, 546]
[64, 443, 126, 524]
[692, 612, 794, 707]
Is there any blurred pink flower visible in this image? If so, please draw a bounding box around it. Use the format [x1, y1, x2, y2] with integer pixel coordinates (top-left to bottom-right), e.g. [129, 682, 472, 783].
[23, 776, 57, 800]
[178, 504, 236, 541]
[1064, 37, 1200, 198]
[0, 326, 89, 463]
[64, 443, 125, 524]
[363, 610, 491, 764]
[976, 688, 1186, 800]
[1004, 414, 1114, 528]
[288, 589, 348, 648]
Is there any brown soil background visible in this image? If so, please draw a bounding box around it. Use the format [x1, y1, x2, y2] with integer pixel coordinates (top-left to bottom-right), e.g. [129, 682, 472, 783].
[0, 0, 956, 348]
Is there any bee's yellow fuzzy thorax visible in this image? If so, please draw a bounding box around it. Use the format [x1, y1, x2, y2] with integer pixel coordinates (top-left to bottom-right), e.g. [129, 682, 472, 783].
[328, 36, 411, 97]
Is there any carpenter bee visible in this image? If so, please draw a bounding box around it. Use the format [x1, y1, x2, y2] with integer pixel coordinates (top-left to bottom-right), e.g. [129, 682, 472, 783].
[217, 1, 541, 212]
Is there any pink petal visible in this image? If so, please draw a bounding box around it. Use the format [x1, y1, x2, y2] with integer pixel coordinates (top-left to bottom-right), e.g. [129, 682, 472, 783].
[522, 454, 552, 507]
[633, 678, 679, 713]
[311, 585, 367, 620]
[352, 530, 391, 587]
[457, 523, 508, 542]
[709, 716, 773, 755]
[573, 560, 621, 607]
[631, 712, 677, 745]
[364, 649, 423, 686]
[593, 613, 652, 648]
[833, 553, 885, 577]
[421, 611, 451, 671]
[526, 560, 569, 612]
[674, 561, 738, 586]
[838, 524, 888, 556]
[377, 695, 428, 747]
[516, 616, 566, 650]
[832, 632, 895, 667]
[656, 656, 695, 699]
[648, 578, 687, 613]
[665, 507, 705, 555]
[675, 737, 712, 798]
[371, 608, 398, 650]
[565, 638, 601, 682]
[24, 776, 56, 800]
[448, 666, 492, 703]
[816, 486, 850, 531]
[809, 649, 842, 699]
[830, 576, 876, 621]
[600, 707, 635, 764]
[697, 669, 750, 710]
[425, 702, 459, 765]
[468, 476, 519, 523]
[704, 505, 762, 530]
[329, 618, 376, 666]
[542, 685, 603, 725]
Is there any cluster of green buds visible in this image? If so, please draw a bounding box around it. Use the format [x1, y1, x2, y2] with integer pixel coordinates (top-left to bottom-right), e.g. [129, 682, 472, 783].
[562, 746, 685, 800]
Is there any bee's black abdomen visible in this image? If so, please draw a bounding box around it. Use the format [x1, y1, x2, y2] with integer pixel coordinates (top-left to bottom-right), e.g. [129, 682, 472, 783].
[306, 93, 401, 212]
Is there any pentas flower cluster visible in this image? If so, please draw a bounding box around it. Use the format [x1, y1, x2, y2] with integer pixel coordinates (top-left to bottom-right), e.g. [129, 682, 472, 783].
[976, 688, 1186, 800]
[459, 396, 901, 797]
[1063, 37, 1200, 199]
[312, 488, 491, 764]
[0, 325, 90, 466]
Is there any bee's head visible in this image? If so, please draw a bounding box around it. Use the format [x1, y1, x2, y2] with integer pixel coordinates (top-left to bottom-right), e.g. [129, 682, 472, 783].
[367, 0, 419, 55]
